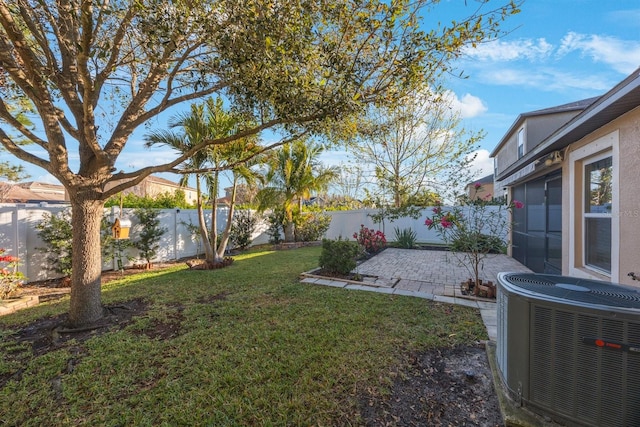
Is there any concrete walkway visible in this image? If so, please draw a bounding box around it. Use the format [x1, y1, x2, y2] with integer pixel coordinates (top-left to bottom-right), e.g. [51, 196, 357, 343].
[301, 248, 532, 341]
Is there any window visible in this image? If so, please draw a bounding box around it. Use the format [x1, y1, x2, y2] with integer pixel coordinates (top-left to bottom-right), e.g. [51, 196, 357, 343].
[584, 156, 612, 273]
[517, 129, 524, 158]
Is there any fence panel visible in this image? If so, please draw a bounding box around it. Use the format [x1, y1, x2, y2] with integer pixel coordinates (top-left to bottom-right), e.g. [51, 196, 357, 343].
[0, 204, 506, 283]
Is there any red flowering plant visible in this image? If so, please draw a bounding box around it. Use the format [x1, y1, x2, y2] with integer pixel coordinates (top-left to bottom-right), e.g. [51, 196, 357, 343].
[424, 183, 523, 295]
[353, 224, 387, 254]
[0, 248, 25, 300]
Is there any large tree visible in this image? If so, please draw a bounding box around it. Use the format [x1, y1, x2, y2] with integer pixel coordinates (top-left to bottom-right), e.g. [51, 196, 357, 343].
[0, 0, 519, 327]
[351, 88, 483, 207]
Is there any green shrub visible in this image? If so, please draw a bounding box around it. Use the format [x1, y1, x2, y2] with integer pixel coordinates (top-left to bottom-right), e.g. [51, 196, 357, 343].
[230, 210, 258, 250]
[35, 210, 73, 276]
[133, 208, 167, 268]
[294, 212, 332, 242]
[394, 227, 417, 249]
[451, 233, 505, 254]
[266, 210, 285, 245]
[318, 238, 360, 275]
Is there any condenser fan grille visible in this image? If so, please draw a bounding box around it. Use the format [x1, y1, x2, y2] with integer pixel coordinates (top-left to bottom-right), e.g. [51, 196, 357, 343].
[501, 273, 640, 308]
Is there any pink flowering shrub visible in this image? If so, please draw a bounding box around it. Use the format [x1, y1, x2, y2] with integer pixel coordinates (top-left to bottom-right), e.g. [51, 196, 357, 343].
[0, 248, 25, 299]
[424, 184, 523, 288]
[353, 225, 387, 254]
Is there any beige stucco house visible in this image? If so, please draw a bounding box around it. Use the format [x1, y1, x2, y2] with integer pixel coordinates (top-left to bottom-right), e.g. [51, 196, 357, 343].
[491, 68, 640, 287]
[122, 175, 198, 205]
[465, 174, 495, 201]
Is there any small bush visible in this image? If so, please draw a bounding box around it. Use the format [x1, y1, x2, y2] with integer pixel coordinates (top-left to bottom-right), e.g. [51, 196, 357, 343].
[353, 225, 386, 253]
[319, 238, 360, 275]
[0, 249, 24, 299]
[266, 210, 285, 245]
[394, 227, 417, 249]
[35, 210, 73, 276]
[451, 233, 505, 254]
[133, 208, 167, 268]
[294, 212, 332, 242]
[230, 210, 258, 251]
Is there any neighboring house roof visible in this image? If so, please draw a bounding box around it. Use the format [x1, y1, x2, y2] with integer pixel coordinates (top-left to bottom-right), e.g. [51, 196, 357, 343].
[494, 67, 640, 181]
[490, 96, 599, 157]
[145, 175, 187, 189]
[467, 174, 494, 187]
[3, 184, 67, 203]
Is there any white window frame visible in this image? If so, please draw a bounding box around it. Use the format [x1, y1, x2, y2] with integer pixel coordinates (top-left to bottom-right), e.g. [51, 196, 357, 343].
[583, 152, 613, 274]
[568, 130, 619, 281]
[517, 128, 525, 159]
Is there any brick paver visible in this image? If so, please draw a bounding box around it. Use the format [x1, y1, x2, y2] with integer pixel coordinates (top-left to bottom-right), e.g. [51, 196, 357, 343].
[354, 248, 532, 297]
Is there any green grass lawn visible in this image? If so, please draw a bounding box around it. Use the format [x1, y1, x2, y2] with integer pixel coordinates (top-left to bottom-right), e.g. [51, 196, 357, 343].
[0, 247, 487, 426]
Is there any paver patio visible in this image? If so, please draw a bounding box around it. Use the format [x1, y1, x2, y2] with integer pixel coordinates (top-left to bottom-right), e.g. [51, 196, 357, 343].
[353, 248, 533, 298]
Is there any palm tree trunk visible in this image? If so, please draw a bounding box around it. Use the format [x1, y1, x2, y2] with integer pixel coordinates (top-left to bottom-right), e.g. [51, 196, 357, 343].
[209, 171, 220, 263]
[195, 175, 214, 263]
[283, 208, 295, 242]
[216, 177, 238, 258]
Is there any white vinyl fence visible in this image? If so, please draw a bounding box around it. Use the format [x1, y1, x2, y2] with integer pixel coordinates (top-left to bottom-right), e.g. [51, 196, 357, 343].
[0, 205, 270, 283]
[0, 204, 506, 283]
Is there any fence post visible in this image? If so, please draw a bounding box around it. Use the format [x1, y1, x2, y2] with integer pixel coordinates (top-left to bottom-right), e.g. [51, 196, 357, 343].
[174, 208, 179, 260]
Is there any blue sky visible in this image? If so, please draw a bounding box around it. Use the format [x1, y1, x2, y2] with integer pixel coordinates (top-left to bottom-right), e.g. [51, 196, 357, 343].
[431, 0, 640, 178]
[16, 0, 640, 193]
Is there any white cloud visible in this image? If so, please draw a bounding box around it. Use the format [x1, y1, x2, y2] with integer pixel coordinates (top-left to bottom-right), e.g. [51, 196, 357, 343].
[463, 38, 554, 62]
[444, 91, 488, 118]
[558, 32, 640, 75]
[466, 149, 493, 178]
[476, 66, 612, 92]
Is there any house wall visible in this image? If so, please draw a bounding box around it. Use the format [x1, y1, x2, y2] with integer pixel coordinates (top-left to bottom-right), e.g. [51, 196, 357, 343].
[563, 105, 640, 287]
[494, 111, 582, 178]
[526, 111, 578, 150]
[495, 129, 520, 176]
[466, 182, 495, 201]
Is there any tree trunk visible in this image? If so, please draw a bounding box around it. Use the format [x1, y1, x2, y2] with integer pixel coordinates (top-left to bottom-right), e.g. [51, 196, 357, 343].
[209, 171, 220, 263]
[284, 221, 295, 242]
[216, 177, 237, 259]
[195, 175, 214, 263]
[68, 195, 105, 327]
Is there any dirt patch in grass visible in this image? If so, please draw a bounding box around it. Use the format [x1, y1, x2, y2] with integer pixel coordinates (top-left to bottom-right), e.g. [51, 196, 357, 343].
[0, 298, 149, 389]
[359, 344, 503, 426]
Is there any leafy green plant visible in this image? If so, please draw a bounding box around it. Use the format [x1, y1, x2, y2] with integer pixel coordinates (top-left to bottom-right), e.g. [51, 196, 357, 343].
[394, 227, 417, 249]
[266, 209, 285, 245]
[318, 238, 361, 275]
[35, 209, 73, 277]
[353, 225, 386, 254]
[105, 190, 193, 209]
[230, 210, 258, 251]
[0, 249, 24, 299]
[133, 208, 167, 269]
[294, 211, 332, 242]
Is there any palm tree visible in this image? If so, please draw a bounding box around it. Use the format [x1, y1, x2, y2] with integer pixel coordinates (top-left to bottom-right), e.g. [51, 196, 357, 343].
[257, 140, 338, 242]
[144, 103, 215, 262]
[145, 98, 261, 266]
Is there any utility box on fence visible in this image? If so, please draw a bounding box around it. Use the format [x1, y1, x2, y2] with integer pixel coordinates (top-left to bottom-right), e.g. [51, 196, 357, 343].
[111, 218, 132, 239]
